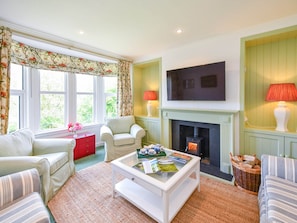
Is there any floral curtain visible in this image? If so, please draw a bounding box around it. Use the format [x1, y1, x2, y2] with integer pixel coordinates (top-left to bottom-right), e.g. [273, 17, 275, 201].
[117, 60, 133, 116]
[11, 40, 118, 76]
[0, 27, 12, 134]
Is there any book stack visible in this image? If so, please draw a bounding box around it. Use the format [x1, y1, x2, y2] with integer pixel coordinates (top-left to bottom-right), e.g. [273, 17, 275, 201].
[167, 152, 192, 165]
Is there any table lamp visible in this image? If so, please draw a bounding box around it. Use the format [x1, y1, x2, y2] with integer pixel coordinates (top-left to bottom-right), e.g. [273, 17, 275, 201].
[143, 91, 157, 117]
[265, 83, 297, 132]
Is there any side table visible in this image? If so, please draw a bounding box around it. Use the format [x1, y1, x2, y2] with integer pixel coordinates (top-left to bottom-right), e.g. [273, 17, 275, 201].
[66, 132, 96, 160]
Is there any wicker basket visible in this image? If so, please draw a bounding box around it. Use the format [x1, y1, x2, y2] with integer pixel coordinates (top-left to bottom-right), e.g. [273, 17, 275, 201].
[230, 153, 261, 195]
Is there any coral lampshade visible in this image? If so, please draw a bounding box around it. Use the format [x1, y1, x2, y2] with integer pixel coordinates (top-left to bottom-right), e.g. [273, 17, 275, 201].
[266, 83, 297, 132]
[143, 91, 157, 117]
[143, 91, 157, 101]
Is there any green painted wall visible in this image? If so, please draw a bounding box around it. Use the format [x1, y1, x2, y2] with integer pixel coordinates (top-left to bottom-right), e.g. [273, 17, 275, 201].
[244, 28, 297, 132]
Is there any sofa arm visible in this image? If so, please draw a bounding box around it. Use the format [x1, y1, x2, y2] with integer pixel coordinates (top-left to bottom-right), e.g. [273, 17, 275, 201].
[33, 138, 76, 155]
[0, 168, 40, 209]
[100, 125, 114, 142]
[130, 124, 145, 139]
[261, 154, 297, 184]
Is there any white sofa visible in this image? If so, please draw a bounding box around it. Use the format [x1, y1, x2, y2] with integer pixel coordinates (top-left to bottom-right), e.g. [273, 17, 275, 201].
[100, 115, 145, 161]
[258, 154, 297, 222]
[0, 128, 75, 204]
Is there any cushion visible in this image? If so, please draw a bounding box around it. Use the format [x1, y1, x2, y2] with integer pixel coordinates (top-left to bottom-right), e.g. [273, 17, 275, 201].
[113, 134, 135, 146]
[0, 168, 40, 208]
[262, 155, 297, 184]
[37, 152, 68, 175]
[107, 116, 135, 134]
[0, 192, 50, 223]
[265, 175, 297, 222]
[0, 129, 34, 156]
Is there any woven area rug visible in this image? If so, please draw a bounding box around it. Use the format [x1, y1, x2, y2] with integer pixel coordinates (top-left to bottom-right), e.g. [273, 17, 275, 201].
[48, 162, 259, 223]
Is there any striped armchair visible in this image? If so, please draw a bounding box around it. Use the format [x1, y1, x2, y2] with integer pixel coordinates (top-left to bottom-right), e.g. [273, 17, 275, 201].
[0, 168, 50, 223]
[258, 155, 297, 223]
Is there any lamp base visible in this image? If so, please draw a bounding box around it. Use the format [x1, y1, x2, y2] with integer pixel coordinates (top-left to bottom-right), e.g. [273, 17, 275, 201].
[274, 101, 290, 132]
[147, 101, 153, 117]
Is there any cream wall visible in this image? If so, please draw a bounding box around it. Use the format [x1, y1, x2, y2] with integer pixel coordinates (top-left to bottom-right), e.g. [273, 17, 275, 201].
[135, 14, 297, 153]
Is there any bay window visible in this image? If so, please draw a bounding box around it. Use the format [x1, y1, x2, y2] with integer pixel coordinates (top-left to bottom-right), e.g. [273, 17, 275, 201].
[8, 63, 117, 133]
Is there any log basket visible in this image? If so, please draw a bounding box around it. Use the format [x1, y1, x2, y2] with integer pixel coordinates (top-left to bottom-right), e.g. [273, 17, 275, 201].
[230, 153, 261, 195]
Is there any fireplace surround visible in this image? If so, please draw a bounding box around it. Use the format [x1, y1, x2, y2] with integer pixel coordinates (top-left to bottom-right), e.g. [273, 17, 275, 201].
[172, 120, 220, 167]
[161, 108, 238, 174]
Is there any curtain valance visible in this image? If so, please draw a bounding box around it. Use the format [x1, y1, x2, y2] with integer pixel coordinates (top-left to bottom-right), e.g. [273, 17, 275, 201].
[10, 40, 118, 76]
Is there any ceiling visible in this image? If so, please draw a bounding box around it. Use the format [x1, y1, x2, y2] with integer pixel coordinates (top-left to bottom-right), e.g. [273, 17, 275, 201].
[1, 0, 297, 61]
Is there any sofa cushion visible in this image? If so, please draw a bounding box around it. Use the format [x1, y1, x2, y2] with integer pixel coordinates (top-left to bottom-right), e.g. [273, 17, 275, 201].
[261, 155, 297, 184]
[0, 129, 34, 156]
[37, 152, 68, 175]
[265, 175, 297, 222]
[0, 192, 50, 223]
[107, 116, 135, 134]
[113, 134, 135, 146]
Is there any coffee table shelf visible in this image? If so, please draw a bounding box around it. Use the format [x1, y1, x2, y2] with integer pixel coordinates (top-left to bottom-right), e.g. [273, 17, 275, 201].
[115, 177, 198, 223]
[111, 149, 200, 223]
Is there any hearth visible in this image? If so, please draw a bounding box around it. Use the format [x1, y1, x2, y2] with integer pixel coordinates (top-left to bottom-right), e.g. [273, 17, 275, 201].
[171, 120, 232, 181]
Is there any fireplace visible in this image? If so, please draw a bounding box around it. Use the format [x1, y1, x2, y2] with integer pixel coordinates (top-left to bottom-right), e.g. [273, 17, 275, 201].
[172, 120, 220, 168]
[161, 108, 238, 175]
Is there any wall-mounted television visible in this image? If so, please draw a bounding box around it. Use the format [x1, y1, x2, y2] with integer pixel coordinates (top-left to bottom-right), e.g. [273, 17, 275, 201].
[167, 61, 225, 101]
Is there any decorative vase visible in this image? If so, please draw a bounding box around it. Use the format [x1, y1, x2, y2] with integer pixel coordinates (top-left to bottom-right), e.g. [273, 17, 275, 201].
[73, 131, 77, 137]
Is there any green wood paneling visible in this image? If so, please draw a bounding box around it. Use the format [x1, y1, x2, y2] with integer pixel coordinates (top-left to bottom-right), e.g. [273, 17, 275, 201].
[245, 34, 297, 132]
[133, 59, 160, 117]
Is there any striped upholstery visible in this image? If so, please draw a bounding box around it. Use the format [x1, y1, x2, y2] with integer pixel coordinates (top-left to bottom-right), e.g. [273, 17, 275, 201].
[259, 155, 297, 223]
[0, 169, 50, 223]
[261, 155, 297, 184]
[266, 175, 297, 222]
[0, 192, 49, 223]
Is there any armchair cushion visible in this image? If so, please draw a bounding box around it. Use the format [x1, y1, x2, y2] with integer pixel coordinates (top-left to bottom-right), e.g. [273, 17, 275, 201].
[0, 128, 33, 156]
[113, 133, 135, 146]
[37, 152, 68, 175]
[106, 115, 135, 134]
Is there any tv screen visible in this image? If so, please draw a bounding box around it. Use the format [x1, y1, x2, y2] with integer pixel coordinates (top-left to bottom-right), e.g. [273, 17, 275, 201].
[167, 61, 225, 101]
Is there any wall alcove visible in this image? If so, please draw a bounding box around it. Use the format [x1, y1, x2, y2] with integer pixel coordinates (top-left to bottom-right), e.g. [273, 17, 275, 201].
[240, 25, 297, 158]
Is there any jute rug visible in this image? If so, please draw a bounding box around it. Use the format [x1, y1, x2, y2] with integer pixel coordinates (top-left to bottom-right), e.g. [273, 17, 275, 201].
[48, 162, 259, 223]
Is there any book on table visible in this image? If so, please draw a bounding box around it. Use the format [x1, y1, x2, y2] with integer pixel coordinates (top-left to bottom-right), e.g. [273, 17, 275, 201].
[134, 158, 178, 174]
[167, 152, 192, 165]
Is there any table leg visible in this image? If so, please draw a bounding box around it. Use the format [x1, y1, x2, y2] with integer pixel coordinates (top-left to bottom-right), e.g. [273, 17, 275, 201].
[112, 167, 116, 198]
[162, 192, 169, 223]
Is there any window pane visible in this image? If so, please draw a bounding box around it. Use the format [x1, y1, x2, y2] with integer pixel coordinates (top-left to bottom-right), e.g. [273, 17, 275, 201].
[77, 95, 93, 123]
[104, 76, 117, 118]
[8, 95, 20, 133]
[40, 70, 65, 91]
[10, 64, 23, 90]
[104, 76, 117, 93]
[40, 94, 65, 129]
[105, 95, 117, 118]
[76, 74, 93, 92]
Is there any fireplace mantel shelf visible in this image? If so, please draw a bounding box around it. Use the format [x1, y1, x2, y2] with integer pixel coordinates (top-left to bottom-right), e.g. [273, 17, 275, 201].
[160, 107, 239, 115]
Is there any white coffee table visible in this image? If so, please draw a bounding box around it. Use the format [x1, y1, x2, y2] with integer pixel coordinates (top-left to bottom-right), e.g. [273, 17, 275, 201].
[111, 148, 200, 223]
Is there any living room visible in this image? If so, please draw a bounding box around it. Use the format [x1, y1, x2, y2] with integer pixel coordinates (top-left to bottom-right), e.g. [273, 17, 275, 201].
[1, 1, 297, 222]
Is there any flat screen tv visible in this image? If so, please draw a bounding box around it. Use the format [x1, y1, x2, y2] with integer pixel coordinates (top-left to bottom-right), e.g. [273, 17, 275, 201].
[167, 61, 225, 101]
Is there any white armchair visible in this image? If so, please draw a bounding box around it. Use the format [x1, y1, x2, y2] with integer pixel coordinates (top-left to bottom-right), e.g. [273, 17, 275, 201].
[100, 115, 145, 161]
[0, 128, 75, 204]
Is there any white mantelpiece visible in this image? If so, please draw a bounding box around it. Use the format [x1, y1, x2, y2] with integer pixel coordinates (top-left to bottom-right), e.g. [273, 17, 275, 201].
[160, 108, 238, 174]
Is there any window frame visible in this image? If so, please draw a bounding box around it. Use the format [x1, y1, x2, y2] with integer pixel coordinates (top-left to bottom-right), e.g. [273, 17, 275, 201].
[8, 63, 118, 133]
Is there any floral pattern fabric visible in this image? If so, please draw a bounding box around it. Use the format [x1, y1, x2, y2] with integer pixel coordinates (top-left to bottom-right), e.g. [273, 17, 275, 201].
[0, 26, 11, 134]
[11, 40, 118, 76]
[117, 60, 133, 116]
